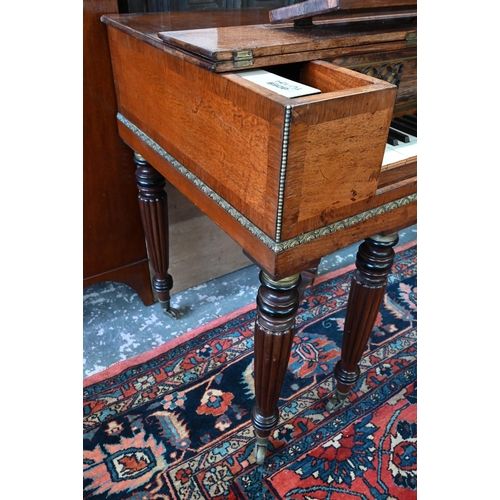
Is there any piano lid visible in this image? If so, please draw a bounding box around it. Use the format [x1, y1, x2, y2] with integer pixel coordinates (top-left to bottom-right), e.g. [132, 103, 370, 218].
[157, 6, 416, 73]
[269, 0, 416, 24]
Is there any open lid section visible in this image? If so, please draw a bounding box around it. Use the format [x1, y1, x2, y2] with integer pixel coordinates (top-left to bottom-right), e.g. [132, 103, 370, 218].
[269, 0, 416, 24]
[157, 13, 416, 72]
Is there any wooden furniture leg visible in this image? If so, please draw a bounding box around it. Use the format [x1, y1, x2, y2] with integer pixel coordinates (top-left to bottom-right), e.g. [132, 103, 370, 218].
[134, 152, 179, 319]
[326, 232, 399, 412]
[252, 271, 301, 464]
[298, 259, 321, 303]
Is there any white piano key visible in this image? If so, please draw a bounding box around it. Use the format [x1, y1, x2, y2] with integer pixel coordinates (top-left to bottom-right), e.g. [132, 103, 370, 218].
[382, 124, 417, 166]
[382, 146, 407, 166]
[395, 141, 418, 158]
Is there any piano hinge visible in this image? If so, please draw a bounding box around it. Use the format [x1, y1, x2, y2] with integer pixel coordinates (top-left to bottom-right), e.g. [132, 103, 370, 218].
[233, 50, 254, 68]
[405, 32, 417, 46]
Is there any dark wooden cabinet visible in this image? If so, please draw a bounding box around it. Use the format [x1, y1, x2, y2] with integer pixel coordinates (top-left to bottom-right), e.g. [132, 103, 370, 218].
[83, 0, 154, 305]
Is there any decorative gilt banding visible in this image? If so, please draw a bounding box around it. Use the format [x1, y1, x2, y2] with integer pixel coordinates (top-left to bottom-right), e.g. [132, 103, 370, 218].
[118, 113, 417, 253]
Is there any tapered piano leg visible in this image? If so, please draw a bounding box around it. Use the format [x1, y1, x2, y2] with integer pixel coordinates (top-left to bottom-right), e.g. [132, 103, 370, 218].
[134, 152, 179, 319]
[326, 232, 399, 413]
[252, 271, 301, 465]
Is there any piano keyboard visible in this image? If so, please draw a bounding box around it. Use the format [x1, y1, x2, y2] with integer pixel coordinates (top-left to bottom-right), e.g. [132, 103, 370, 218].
[382, 115, 417, 166]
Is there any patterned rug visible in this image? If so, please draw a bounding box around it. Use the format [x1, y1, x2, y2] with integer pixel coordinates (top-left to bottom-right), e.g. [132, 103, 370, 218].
[83, 243, 417, 499]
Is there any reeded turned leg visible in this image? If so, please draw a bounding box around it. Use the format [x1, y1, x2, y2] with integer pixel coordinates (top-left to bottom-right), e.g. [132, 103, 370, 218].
[326, 232, 399, 412]
[134, 152, 179, 319]
[252, 271, 301, 464]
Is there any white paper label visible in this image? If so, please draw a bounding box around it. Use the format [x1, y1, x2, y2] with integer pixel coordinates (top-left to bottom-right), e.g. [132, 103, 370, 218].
[238, 69, 321, 98]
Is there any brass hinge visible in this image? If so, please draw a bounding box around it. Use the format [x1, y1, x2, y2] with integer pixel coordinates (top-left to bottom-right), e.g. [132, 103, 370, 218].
[233, 50, 254, 68]
[406, 32, 417, 46]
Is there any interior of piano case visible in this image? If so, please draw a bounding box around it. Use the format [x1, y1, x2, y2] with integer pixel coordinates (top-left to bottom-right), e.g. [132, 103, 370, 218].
[230, 59, 394, 103]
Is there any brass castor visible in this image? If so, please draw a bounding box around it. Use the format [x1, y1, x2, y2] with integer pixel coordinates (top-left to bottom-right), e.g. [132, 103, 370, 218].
[164, 306, 180, 319]
[254, 436, 269, 465]
[325, 390, 348, 413]
[160, 300, 180, 319]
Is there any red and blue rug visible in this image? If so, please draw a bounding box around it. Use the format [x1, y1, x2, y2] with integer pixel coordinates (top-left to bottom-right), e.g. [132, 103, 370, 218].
[83, 242, 417, 499]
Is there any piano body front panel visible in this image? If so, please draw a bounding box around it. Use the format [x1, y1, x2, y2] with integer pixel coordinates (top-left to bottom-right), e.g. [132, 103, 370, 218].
[103, 10, 416, 278]
[329, 44, 417, 187]
[109, 25, 284, 238]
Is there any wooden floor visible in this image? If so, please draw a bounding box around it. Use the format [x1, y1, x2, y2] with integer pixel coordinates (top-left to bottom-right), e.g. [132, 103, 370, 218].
[165, 181, 253, 295]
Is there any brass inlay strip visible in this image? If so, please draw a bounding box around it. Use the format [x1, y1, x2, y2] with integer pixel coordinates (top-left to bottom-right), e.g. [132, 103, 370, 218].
[261, 272, 300, 288]
[276, 105, 292, 243]
[118, 113, 417, 253]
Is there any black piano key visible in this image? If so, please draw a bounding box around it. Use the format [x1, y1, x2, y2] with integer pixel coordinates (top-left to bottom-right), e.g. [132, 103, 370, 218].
[404, 114, 417, 126]
[386, 131, 399, 146]
[391, 119, 417, 137]
[397, 116, 417, 129]
[388, 128, 410, 143]
[394, 116, 417, 135]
